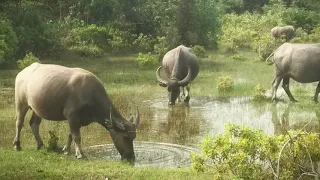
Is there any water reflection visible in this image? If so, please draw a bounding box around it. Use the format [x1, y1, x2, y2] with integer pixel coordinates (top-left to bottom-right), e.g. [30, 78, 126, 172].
[271, 103, 290, 135]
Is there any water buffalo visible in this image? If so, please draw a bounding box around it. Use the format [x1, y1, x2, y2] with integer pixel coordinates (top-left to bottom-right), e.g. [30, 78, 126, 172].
[13, 63, 140, 162]
[266, 43, 320, 102]
[156, 45, 199, 105]
[271, 25, 296, 41]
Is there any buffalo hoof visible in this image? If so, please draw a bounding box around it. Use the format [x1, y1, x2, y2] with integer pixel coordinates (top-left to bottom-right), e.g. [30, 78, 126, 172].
[13, 141, 22, 151]
[168, 101, 175, 106]
[62, 146, 70, 155]
[184, 96, 190, 103]
[37, 143, 44, 150]
[76, 154, 87, 160]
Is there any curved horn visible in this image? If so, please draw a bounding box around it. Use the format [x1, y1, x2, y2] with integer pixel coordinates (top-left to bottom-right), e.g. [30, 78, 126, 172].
[178, 66, 192, 86]
[156, 66, 168, 87]
[134, 106, 140, 129]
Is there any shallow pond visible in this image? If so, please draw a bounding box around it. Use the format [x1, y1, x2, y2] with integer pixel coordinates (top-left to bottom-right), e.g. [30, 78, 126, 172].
[86, 95, 320, 168]
[1, 94, 320, 168]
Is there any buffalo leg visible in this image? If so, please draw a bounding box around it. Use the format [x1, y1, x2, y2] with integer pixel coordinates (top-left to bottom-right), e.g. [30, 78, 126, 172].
[313, 82, 320, 103]
[29, 111, 43, 149]
[62, 133, 72, 155]
[68, 116, 86, 159]
[271, 76, 283, 101]
[282, 76, 297, 102]
[13, 105, 29, 150]
[184, 85, 190, 103]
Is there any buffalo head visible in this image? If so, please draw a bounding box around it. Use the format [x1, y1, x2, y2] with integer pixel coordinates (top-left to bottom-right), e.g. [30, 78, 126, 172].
[106, 106, 140, 163]
[156, 66, 192, 105]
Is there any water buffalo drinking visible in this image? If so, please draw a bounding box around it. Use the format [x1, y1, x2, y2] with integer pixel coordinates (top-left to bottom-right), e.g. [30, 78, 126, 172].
[13, 63, 140, 163]
[156, 45, 199, 105]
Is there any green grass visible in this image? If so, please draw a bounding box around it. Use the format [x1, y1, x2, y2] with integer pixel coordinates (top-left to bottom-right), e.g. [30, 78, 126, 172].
[1, 49, 320, 179]
[0, 148, 216, 180]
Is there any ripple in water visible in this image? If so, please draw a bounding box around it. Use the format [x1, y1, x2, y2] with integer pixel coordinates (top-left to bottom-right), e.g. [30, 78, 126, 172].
[85, 141, 200, 168]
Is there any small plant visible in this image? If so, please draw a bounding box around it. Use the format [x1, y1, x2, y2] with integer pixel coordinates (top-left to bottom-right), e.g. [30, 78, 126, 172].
[135, 52, 158, 69]
[17, 52, 41, 70]
[252, 84, 268, 101]
[192, 45, 207, 58]
[216, 76, 234, 93]
[46, 131, 59, 152]
[231, 54, 247, 61]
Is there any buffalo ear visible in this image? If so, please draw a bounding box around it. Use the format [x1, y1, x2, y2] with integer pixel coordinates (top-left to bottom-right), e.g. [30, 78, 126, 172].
[114, 120, 126, 131]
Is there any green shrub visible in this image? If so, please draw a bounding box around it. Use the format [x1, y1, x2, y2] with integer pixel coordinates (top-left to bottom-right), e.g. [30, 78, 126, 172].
[191, 123, 320, 180]
[216, 76, 234, 93]
[252, 84, 268, 101]
[133, 33, 157, 53]
[252, 34, 280, 61]
[69, 43, 103, 57]
[191, 45, 207, 58]
[153, 36, 169, 62]
[17, 52, 41, 70]
[0, 21, 18, 65]
[136, 52, 158, 69]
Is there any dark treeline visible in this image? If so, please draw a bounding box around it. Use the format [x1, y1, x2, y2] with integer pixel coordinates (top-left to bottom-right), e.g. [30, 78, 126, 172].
[0, 0, 320, 67]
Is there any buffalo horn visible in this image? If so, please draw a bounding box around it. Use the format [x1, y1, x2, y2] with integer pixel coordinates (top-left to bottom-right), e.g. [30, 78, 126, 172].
[156, 66, 168, 87]
[134, 106, 140, 129]
[178, 66, 192, 86]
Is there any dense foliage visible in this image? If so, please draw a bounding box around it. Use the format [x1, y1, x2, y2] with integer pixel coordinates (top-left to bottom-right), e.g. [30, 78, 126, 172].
[191, 123, 320, 179]
[0, 0, 319, 66]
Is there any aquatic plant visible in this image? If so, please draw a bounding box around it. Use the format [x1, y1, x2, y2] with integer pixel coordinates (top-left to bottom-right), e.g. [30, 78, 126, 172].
[252, 84, 268, 101]
[216, 76, 234, 93]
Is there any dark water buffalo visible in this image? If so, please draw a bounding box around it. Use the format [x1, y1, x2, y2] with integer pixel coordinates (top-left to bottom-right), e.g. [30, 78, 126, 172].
[13, 63, 140, 162]
[271, 25, 296, 41]
[156, 45, 199, 105]
[266, 43, 320, 102]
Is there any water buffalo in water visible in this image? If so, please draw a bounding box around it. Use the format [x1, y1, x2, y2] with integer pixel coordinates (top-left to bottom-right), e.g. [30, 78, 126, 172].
[266, 43, 320, 102]
[271, 25, 296, 41]
[156, 45, 199, 105]
[13, 63, 140, 162]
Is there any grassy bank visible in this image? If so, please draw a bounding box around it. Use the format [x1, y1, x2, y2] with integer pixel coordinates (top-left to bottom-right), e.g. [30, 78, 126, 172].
[0, 148, 215, 180]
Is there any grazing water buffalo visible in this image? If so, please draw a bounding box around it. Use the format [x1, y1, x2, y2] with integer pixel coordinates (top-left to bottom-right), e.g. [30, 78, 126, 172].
[266, 43, 320, 102]
[156, 45, 199, 105]
[13, 63, 140, 162]
[271, 25, 296, 41]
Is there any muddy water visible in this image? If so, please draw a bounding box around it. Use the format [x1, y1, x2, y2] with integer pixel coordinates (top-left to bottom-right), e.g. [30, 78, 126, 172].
[87, 96, 320, 168]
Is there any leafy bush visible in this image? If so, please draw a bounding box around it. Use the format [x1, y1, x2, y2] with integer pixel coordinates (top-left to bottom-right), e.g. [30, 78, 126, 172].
[192, 45, 207, 58]
[0, 21, 18, 65]
[17, 52, 41, 70]
[191, 123, 320, 179]
[216, 76, 234, 93]
[106, 20, 137, 54]
[69, 43, 103, 57]
[252, 84, 268, 101]
[252, 34, 280, 61]
[153, 36, 169, 62]
[135, 52, 158, 69]
[133, 33, 157, 53]
[61, 20, 109, 56]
